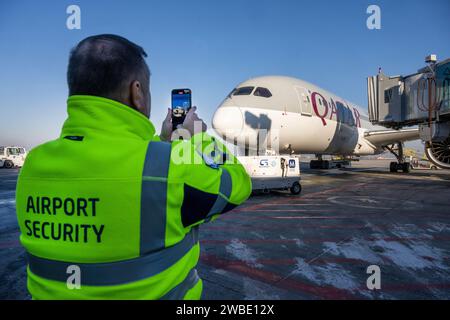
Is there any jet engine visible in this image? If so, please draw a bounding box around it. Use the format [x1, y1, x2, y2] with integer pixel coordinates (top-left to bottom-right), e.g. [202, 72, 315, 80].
[425, 136, 450, 169]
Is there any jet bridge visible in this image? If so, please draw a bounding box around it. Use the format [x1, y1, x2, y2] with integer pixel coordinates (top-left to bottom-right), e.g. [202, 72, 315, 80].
[367, 55, 450, 169]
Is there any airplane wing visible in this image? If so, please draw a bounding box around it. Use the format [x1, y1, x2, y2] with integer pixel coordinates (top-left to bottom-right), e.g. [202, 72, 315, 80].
[364, 128, 420, 147]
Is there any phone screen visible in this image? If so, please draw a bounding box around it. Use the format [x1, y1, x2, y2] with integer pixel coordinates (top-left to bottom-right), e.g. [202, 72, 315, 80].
[171, 89, 191, 129]
[172, 89, 191, 113]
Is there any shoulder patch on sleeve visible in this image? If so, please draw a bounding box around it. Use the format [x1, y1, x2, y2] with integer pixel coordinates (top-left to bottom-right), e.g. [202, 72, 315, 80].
[201, 152, 220, 169]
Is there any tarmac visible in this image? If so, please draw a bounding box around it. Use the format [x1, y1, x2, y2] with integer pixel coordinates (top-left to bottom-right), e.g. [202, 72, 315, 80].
[1, 159, 450, 299]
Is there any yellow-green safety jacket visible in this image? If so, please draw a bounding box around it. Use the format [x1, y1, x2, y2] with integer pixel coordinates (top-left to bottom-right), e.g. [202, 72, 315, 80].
[15, 95, 252, 299]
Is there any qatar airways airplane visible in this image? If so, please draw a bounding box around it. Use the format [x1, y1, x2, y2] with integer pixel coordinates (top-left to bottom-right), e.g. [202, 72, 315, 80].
[212, 76, 419, 172]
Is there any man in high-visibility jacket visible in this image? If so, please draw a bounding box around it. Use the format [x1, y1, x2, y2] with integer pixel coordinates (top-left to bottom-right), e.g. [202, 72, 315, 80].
[15, 34, 252, 299]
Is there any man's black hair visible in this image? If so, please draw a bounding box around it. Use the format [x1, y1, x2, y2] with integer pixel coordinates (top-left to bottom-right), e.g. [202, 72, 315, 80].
[67, 34, 150, 98]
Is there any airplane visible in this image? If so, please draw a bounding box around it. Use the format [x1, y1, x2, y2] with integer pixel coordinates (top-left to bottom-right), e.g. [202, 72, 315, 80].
[211, 75, 420, 172]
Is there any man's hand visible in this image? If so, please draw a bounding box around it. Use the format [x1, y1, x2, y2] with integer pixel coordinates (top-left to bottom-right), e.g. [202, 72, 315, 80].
[159, 108, 173, 142]
[182, 106, 207, 137]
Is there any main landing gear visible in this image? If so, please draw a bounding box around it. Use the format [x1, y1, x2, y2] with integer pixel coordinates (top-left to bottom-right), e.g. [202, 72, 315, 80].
[384, 142, 411, 173]
[310, 155, 330, 169]
[310, 155, 351, 169]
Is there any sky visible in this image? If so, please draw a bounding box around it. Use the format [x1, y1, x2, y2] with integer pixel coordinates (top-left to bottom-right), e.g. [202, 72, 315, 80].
[0, 0, 449, 149]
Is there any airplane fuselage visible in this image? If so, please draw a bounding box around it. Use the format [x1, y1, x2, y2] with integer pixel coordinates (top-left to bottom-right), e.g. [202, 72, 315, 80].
[212, 76, 384, 156]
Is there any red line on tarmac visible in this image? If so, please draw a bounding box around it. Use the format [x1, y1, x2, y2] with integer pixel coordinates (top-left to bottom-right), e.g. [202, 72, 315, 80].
[0, 240, 21, 249]
[200, 236, 450, 245]
[221, 211, 450, 221]
[358, 282, 450, 292]
[272, 198, 333, 202]
[300, 183, 367, 199]
[257, 203, 332, 206]
[246, 257, 371, 266]
[234, 183, 366, 213]
[203, 222, 441, 231]
[220, 214, 352, 220]
[272, 216, 351, 219]
[203, 224, 369, 231]
[202, 239, 293, 244]
[242, 209, 327, 212]
[263, 204, 334, 208]
[200, 253, 356, 299]
[201, 239, 317, 245]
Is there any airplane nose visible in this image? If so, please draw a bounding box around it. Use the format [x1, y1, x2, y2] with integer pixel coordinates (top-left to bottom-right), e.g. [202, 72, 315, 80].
[212, 106, 244, 139]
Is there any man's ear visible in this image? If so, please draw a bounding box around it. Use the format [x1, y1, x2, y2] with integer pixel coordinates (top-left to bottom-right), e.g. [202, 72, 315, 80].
[130, 80, 148, 117]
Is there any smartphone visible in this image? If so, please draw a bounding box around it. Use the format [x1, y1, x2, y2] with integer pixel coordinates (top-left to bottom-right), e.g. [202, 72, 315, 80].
[171, 88, 192, 130]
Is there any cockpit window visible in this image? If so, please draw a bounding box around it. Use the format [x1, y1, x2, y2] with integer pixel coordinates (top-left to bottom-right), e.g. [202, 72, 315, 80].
[227, 88, 237, 97]
[233, 86, 254, 96]
[254, 87, 272, 98]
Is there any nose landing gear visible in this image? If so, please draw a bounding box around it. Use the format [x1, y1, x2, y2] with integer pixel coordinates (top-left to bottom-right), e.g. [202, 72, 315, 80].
[389, 161, 411, 173]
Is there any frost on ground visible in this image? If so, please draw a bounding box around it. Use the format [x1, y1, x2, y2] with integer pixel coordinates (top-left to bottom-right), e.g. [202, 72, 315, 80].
[391, 224, 433, 240]
[372, 239, 447, 270]
[242, 278, 281, 300]
[212, 269, 284, 299]
[294, 239, 304, 248]
[280, 235, 303, 247]
[427, 222, 449, 233]
[0, 199, 15, 205]
[225, 239, 263, 268]
[323, 238, 383, 264]
[293, 258, 358, 290]
[323, 235, 447, 270]
[250, 231, 265, 239]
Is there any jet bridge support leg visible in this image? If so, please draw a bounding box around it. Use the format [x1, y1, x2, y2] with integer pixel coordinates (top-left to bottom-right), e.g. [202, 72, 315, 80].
[385, 142, 411, 173]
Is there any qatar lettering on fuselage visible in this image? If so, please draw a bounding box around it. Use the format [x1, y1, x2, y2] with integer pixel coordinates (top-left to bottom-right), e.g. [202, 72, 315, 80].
[310, 91, 361, 128]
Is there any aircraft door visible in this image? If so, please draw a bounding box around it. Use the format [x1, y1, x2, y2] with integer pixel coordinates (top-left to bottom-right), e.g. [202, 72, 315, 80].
[295, 86, 312, 116]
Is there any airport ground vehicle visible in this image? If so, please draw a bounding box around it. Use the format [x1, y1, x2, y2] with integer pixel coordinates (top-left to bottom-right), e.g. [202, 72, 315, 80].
[238, 155, 301, 194]
[0, 146, 27, 168]
[410, 157, 439, 170]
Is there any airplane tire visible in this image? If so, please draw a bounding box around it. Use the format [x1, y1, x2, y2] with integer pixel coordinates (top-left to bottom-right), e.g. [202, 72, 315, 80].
[310, 161, 320, 169]
[290, 182, 302, 195]
[389, 162, 397, 172]
[402, 163, 410, 173]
